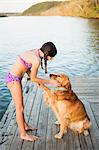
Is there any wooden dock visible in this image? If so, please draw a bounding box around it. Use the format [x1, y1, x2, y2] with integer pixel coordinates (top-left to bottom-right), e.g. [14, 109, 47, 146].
[0, 77, 99, 150]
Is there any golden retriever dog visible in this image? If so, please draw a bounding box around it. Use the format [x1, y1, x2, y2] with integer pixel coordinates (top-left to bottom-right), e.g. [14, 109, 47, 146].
[40, 74, 91, 139]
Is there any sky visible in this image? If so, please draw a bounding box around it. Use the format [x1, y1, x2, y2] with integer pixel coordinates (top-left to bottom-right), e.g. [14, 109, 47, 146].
[0, 0, 65, 13]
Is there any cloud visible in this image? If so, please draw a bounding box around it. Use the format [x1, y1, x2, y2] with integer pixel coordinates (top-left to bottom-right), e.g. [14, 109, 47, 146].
[0, 0, 37, 12]
[0, 0, 65, 12]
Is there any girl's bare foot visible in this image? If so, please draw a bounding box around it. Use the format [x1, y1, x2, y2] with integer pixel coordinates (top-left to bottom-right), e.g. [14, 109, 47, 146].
[25, 123, 38, 131]
[21, 133, 39, 142]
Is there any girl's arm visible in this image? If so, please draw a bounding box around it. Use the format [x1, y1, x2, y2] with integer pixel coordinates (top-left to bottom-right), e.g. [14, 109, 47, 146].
[26, 69, 31, 78]
[30, 60, 50, 84]
[30, 59, 59, 86]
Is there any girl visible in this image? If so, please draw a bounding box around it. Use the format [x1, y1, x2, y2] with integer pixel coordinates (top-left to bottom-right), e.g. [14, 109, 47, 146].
[5, 42, 59, 142]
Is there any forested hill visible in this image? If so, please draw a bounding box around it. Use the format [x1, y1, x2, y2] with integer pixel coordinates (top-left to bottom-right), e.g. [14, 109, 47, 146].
[22, 1, 62, 16]
[21, 0, 99, 18]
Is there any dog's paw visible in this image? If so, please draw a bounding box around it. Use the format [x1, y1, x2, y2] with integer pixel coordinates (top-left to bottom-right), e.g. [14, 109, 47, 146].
[54, 133, 63, 139]
[84, 130, 89, 136]
[55, 121, 60, 125]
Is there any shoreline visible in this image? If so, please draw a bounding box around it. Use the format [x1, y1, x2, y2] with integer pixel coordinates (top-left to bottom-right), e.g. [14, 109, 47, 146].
[0, 13, 20, 17]
[0, 14, 99, 19]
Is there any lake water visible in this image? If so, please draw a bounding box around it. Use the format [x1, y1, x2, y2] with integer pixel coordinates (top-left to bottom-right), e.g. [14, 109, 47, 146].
[0, 16, 99, 120]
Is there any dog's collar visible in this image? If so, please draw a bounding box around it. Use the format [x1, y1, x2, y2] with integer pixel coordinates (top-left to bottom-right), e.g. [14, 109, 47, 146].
[54, 87, 66, 91]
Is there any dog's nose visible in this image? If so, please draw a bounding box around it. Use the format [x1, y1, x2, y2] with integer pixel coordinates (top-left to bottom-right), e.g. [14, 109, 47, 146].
[49, 74, 53, 78]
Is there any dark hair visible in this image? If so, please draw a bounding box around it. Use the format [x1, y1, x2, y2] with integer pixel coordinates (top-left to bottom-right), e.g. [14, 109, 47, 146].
[40, 42, 57, 74]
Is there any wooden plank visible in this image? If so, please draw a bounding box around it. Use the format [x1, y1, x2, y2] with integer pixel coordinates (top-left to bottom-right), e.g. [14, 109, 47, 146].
[21, 88, 43, 150]
[75, 95, 99, 103]
[45, 107, 68, 150]
[7, 84, 37, 150]
[78, 133, 94, 150]
[0, 80, 31, 150]
[71, 77, 99, 103]
[82, 100, 99, 150]
[0, 81, 36, 150]
[46, 112, 79, 150]
[73, 133, 81, 150]
[90, 103, 99, 128]
[45, 108, 68, 150]
[0, 78, 99, 150]
[0, 78, 30, 130]
[84, 133, 94, 150]
[70, 77, 99, 84]
[45, 109, 55, 150]
[46, 107, 81, 150]
[45, 109, 62, 150]
[33, 98, 49, 150]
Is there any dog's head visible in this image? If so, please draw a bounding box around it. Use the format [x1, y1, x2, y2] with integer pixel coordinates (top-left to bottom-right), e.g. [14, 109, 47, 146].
[49, 73, 71, 91]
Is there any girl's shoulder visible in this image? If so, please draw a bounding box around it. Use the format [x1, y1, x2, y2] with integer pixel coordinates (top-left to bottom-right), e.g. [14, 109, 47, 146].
[28, 49, 40, 64]
[22, 48, 38, 57]
[28, 48, 39, 55]
[19, 49, 40, 65]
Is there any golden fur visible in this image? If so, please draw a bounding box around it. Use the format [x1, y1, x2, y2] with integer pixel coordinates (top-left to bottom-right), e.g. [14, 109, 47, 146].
[40, 74, 91, 139]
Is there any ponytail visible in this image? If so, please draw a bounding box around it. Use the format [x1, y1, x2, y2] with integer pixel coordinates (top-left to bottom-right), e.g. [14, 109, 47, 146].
[40, 42, 57, 74]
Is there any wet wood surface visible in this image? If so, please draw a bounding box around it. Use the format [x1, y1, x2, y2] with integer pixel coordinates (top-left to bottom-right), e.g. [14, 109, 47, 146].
[0, 77, 99, 150]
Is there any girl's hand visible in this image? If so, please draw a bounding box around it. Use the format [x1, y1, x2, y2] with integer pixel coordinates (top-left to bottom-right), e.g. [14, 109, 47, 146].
[49, 79, 61, 87]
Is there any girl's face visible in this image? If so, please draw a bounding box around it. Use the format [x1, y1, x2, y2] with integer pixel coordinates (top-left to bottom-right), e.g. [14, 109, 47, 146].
[47, 56, 53, 60]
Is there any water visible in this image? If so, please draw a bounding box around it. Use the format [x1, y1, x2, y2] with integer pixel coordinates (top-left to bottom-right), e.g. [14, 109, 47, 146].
[0, 16, 99, 120]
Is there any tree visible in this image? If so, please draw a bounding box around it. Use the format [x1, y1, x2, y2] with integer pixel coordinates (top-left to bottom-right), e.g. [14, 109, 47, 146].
[91, 0, 99, 6]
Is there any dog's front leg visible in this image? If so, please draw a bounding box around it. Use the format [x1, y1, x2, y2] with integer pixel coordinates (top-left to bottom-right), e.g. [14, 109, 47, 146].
[40, 84, 51, 94]
[52, 106, 61, 125]
[55, 120, 68, 139]
[40, 84, 52, 104]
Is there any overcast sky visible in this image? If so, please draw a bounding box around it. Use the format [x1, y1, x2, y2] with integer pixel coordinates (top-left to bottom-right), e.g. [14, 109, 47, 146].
[0, 0, 65, 12]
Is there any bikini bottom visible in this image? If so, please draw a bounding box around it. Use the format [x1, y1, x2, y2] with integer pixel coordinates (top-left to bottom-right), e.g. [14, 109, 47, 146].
[5, 72, 22, 84]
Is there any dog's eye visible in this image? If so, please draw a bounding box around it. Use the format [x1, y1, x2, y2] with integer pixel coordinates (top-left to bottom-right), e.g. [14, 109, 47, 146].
[58, 75, 61, 77]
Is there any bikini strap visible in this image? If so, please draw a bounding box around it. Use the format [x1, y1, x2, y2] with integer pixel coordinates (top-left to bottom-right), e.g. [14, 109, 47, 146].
[19, 56, 32, 69]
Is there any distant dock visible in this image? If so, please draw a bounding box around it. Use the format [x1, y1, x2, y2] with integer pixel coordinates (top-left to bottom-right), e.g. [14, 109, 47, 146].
[0, 77, 99, 150]
[0, 13, 20, 17]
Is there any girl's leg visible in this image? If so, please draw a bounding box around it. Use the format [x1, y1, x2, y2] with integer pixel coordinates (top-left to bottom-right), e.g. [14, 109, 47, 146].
[7, 81, 39, 141]
[24, 123, 38, 131]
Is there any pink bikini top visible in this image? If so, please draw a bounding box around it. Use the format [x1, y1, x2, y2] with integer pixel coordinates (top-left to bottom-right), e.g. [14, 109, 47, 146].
[19, 56, 32, 69]
[19, 49, 40, 69]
